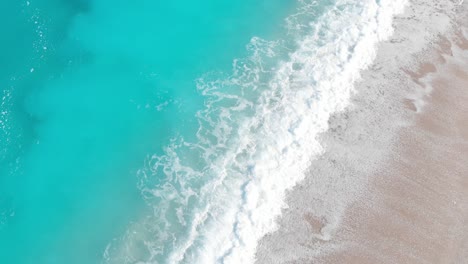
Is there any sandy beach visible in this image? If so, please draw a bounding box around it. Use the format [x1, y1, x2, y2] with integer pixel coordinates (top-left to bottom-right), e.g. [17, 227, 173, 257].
[5, 0, 468, 263]
[256, 1, 468, 263]
[319, 31, 468, 264]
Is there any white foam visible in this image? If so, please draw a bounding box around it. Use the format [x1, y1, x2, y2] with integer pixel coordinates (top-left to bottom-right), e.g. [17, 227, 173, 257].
[104, 1, 409, 263]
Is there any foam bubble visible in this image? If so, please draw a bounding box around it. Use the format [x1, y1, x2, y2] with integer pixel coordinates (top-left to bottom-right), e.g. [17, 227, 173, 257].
[105, 0, 409, 263]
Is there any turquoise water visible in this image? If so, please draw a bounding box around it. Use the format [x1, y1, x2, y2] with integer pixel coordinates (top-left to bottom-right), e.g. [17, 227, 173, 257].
[1, 0, 406, 263]
[0, 0, 295, 263]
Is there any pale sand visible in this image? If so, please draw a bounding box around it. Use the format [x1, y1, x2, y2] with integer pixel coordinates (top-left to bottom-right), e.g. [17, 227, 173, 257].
[256, 1, 468, 263]
[318, 33, 468, 264]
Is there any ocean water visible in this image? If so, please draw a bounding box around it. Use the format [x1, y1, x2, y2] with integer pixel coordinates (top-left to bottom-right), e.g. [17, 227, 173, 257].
[0, 0, 407, 263]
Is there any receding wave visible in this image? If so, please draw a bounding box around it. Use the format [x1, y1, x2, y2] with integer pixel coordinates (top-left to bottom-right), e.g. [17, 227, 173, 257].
[103, 0, 408, 263]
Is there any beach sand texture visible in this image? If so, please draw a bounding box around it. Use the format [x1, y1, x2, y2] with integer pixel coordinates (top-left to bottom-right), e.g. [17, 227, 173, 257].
[320, 30, 468, 264]
[256, 1, 468, 263]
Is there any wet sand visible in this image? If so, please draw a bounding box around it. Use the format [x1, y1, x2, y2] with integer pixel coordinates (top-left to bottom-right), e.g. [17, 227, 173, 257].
[256, 1, 468, 263]
[319, 32, 468, 264]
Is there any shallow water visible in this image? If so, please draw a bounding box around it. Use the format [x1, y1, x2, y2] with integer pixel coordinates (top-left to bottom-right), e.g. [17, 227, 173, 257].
[0, 0, 294, 263]
[0, 0, 406, 263]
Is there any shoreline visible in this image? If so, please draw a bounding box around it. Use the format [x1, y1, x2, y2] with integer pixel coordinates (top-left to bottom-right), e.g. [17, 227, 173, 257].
[318, 28, 468, 263]
[256, 1, 468, 263]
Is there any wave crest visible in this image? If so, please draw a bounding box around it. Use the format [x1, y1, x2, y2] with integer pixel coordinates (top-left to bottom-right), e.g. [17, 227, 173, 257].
[104, 0, 408, 263]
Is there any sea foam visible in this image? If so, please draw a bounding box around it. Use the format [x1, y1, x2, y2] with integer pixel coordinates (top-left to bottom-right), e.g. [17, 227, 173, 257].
[104, 0, 408, 263]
